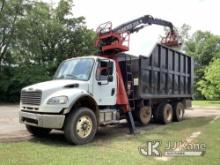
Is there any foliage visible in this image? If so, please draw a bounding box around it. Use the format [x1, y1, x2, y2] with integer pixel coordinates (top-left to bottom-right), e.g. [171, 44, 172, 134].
[0, 0, 24, 67]
[178, 24, 191, 50]
[15, 0, 96, 67]
[185, 31, 220, 67]
[197, 59, 220, 99]
[0, 65, 50, 102]
[0, 0, 96, 102]
[184, 31, 220, 99]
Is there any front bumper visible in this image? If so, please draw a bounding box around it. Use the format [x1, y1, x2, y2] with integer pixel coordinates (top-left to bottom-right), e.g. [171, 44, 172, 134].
[19, 111, 65, 129]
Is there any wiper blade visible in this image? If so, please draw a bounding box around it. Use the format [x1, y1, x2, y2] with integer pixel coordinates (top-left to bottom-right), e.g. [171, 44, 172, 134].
[65, 74, 78, 79]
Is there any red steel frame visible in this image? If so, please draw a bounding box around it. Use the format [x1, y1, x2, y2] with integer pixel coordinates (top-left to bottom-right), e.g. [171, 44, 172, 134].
[102, 55, 130, 113]
[96, 22, 132, 113]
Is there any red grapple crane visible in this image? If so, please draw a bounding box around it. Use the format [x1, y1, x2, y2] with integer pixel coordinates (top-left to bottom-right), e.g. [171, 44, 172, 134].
[96, 15, 180, 54]
[95, 15, 181, 134]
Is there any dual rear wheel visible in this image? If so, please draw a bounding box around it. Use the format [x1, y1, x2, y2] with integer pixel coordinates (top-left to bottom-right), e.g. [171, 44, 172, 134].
[172, 102, 185, 122]
[136, 106, 152, 126]
[136, 102, 185, 126]
[153, 103, 173, 124]
[153, 102, 185, 124]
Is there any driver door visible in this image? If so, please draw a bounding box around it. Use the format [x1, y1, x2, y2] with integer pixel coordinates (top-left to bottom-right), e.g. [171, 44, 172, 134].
[93, 60, 116, 105]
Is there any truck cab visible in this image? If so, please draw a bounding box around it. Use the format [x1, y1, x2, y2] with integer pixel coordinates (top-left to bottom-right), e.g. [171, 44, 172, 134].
[19, 56, 119, 144]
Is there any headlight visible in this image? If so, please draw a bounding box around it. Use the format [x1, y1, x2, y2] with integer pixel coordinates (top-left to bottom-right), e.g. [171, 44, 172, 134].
[47, 96, 68, 104]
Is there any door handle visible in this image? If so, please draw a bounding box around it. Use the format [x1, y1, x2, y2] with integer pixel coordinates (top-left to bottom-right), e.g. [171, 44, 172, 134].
[111, 88, 115, 96]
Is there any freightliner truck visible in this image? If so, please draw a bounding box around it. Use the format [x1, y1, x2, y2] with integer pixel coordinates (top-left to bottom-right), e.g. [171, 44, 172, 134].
[19, 15, 193, 144]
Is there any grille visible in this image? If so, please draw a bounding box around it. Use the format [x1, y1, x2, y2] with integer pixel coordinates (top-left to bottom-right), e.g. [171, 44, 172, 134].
[21, 90, 42, 105]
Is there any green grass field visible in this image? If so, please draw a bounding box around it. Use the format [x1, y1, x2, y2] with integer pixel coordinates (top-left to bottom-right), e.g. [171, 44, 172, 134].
[192, 100, 220, 108]
[0, 117, 220, 165]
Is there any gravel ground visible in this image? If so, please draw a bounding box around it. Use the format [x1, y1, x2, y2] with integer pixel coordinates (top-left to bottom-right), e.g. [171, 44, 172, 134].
[0, 105, 219, 143]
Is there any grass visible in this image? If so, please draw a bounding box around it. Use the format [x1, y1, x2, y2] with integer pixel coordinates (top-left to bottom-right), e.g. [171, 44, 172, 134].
[0, 117, 220, 165]
[167, 117, 220, 165]
[192, 100, 220, 108]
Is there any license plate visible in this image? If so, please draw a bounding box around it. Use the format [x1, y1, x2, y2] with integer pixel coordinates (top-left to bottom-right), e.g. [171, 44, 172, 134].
[22, 112, 37, 120]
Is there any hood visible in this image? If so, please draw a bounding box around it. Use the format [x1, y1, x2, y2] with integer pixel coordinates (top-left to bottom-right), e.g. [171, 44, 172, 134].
[22, 79, 89, 92]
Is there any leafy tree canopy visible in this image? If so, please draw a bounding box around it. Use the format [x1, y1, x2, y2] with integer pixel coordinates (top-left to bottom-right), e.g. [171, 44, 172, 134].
[0, 0, 96, 102]
[197, 59, 220, 99]
[184, 31, 220, 99]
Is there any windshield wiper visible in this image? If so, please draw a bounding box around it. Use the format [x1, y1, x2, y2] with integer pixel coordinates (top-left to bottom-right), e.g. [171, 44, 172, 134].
[65, 74, 78, 79]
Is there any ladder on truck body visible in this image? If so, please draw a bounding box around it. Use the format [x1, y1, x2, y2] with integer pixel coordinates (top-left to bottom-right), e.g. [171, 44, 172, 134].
[124, 55, 136, 111]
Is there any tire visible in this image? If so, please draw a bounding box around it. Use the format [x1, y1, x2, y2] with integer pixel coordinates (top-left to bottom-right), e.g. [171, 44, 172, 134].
[26, 125, 51, 136]
[152, 106, 159, 122]
[173, 102, 185, 122]
[153, 103, 165, 123]
[64, 107, 97, 145]
[157, 103, 173, 124]
[137, 106, 152, 126]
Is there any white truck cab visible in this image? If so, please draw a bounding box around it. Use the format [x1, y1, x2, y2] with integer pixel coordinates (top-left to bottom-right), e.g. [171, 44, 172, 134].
[19, 56, 118, 144]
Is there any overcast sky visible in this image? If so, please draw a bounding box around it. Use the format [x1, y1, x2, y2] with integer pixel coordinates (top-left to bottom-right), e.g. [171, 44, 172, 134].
[47, 0, 219, 56]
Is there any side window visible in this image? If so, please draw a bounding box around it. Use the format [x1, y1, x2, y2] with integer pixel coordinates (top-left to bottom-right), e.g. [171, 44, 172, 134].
[96, 61, 113, 81]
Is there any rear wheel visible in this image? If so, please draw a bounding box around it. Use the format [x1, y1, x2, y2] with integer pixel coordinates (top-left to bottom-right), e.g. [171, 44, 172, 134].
[64, 107, 97, 145]
[173, 102, 184, 122]
[26, 125, 51, 136]
[154, 103, 173, 124]
[137, 106, 152, 126]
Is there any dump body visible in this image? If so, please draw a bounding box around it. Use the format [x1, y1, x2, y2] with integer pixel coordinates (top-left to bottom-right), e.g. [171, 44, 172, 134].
[119, 43, 193, 101]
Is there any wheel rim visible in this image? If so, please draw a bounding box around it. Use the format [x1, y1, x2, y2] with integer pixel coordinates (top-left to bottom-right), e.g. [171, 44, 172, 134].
[140, 107, 151, 124]
[179, 109, 183, 118]
[76, 115, 93, 138]
[165, 108, 172, 121]
[178, 106, 183, 119]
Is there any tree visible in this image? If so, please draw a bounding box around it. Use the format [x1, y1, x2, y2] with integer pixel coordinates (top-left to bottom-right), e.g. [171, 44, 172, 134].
[197, 59, 220, 99]
[178, 24, 191, 50]
[184, 31, 220, 99]
[0, 0, 97, 102]
[185, 31, 220, 66]
[0, 0, 24, 69]
[15, 0, 96, 70]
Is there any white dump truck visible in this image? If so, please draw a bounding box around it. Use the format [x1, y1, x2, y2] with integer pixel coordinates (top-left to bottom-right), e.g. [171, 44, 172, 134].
[19, 15, 193, 145]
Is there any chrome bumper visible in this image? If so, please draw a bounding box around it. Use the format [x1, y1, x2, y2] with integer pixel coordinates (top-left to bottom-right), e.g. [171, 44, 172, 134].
[19, 111, 65, 129]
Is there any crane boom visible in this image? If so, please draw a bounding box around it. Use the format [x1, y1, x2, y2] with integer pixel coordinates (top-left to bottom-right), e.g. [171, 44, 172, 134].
[113, 15, 174, 34]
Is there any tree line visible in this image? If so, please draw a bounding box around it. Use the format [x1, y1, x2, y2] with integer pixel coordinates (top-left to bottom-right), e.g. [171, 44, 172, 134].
[0, 0, 96, 102]
[184, 31, 220, 99]
[0, 0, 219, 102]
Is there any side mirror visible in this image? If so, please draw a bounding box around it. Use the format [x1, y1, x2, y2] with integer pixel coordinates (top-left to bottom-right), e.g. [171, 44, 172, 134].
[107, 75, 113, 82]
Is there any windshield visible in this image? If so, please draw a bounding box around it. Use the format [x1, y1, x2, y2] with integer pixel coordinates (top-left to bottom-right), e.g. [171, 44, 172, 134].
[54, 58, 94, 81]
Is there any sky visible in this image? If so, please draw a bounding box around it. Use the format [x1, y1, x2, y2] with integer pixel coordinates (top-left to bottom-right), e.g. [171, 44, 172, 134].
[46, 0, 219, 56]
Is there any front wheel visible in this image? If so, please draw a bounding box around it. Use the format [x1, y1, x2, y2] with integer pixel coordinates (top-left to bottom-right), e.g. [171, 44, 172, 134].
[64, 107, 97, 145]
